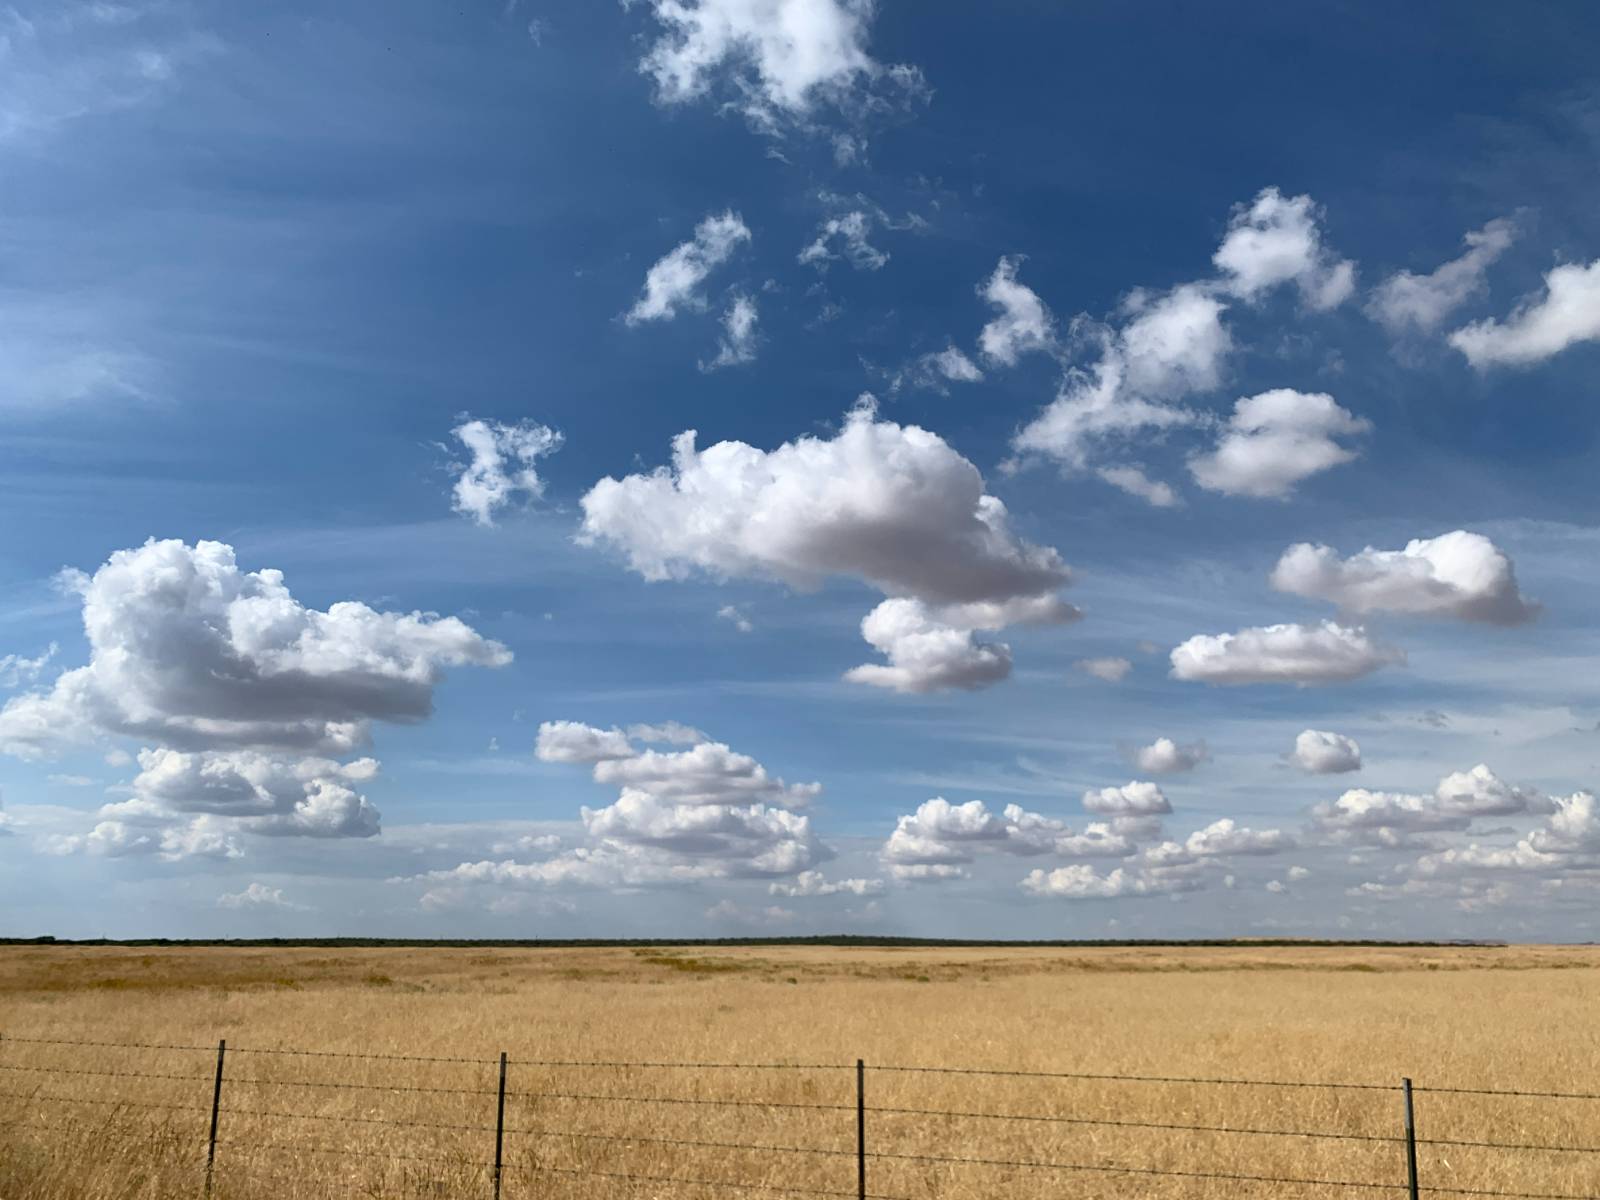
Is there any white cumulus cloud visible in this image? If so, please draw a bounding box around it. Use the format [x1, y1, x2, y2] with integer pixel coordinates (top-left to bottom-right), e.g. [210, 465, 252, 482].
[1291, 729, 1362, 774]
[844, 598, 1013, 693]
[1449, 258, 1600, 367]
[1133, 738, 1209, 774]
[978, 256, 1056, 365]
[1008, 287, 1219, 499]
[769, 870, 884, 897]
[0, 539, 510, 760]
[1083, 781, 1172, 818]
[450, 417, 564, 526]
[579, 401, 1078, 692]
[218, 882, 306, 911]
[416, 722, 828, 897]
[1188, 389, 1370, 500]
[1368, 218, 1517, 334]
[1212, 187, 1356, 310]
[703, 293, 760, 370]
[538, 721, 818, 808]
[626, 210, 751, 325]
[1007, 188, 1352, 503]
[1270, 531, 1537, 626]
[882, 797, 1135, 881]
[1020, 863, 1201, 899]
[887, 344, 985, 394]
[1312, 764, 1547, 850]
[1170, 621, 1401, 686]
[635, 0, 925, 132]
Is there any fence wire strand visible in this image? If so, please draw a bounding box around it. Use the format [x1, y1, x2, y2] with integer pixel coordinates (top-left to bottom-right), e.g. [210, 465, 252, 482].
[868, 1102, 1404, 1144]
[873, 1062, 1397, 1090]
[230, 1045, 495, 1066]
[0, 1062, 207, 1085]
[0, 1035, 214, 1053]
[526, 1161, 907, 1200]
[507, 1086, 850, 1112]
[6, 1033, 1600, 1200]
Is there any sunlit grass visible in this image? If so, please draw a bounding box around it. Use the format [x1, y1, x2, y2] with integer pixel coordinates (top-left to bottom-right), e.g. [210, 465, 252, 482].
[3, 943, 1599, 1198]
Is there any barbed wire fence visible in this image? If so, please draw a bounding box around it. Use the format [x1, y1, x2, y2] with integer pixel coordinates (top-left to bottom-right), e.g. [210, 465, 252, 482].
[2, 1034, 1599, 1198]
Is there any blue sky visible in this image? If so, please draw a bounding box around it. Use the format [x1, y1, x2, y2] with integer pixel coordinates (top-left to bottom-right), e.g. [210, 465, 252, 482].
[2, 0, 1600, 939]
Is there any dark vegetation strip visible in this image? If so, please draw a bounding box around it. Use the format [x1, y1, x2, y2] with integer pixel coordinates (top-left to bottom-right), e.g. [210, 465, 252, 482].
[0, 936, 1506, 949]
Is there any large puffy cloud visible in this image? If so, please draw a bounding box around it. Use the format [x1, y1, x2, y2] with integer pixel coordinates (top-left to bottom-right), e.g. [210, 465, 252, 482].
[1212, 188, 1356, 310]
[0, 539, 511, 760]
[1163, 818, 1295, 859]
[1368, 218, 1517, 335]
[635, 0, 925, 132]
[881, 797, 1134, 881]
[579, 402, 1079, 692]
[625, 211, 751, 325]
[1116, 284, 1233, 398]
[1291, 729, 1362, 775]
[978, 257, 1056, 366]
[592, 742, 821, 807]
[48, 749, 383, 861]
[450, 417, 564, 526]
[1449, 258, 1600, 367]
[414, 722, 828, 900]
[1270, 531, 1538, 625]
[1008, 188, 1350, 504]
[538, 721, 819, 808]
[1170, 621, 1401, 686]
[1083, 780, 1172, 818]
[579, 402, 1071, 608]
[1315, 790, 1472, 847]
[45, 806, 243, 862]
[535, 721, 638, 764]
[1434, 763, 1549, 818]
[843, 599, 1013, 693]
[582, 791, 817, 877]
[129, 748, 381, 837]
[1020, 814, 1293, 900]
[1412, 790, 1600, 879]
[1188, 389, 1370, 500]
[1132, 738, 1209, 775]
[1312, 764, 1547, 849]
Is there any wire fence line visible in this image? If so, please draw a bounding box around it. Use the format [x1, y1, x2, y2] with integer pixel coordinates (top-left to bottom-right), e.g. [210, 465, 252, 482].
[2, 1034, 1599, 1199]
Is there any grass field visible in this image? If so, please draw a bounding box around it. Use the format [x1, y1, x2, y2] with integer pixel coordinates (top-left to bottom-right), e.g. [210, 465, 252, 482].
[3, 942, 1599, 1199]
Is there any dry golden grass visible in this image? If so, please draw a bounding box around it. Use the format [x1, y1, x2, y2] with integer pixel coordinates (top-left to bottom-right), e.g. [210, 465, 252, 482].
[3, 943, 1600, 1199]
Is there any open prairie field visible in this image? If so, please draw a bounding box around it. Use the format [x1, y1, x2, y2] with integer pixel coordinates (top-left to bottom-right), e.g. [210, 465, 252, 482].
[3, 942, 1600, 1199]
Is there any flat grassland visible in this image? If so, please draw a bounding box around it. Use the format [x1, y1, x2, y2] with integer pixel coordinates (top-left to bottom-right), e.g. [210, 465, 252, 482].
[3, 943, 1599, 1199]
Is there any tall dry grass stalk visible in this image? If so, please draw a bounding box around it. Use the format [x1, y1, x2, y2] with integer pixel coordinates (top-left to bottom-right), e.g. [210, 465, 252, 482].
[3, 943, 1599, 1199]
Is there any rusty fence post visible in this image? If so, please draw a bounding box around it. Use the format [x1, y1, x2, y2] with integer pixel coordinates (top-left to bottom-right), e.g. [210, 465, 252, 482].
[204, 1039, 226, 1198]
[856, 1059, 866, 1200]
[1402, 1077, 1420, 1200]
[493, 1052, 508, 1200]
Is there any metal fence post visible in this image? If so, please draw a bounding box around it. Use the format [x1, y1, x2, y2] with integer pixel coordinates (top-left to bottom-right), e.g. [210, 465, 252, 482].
[1402, 1077, 1419, 1200]
[493, 1052, 508, 1200]
[856, 1059, 866, 1200]
[204, 1039, 226, 1198]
